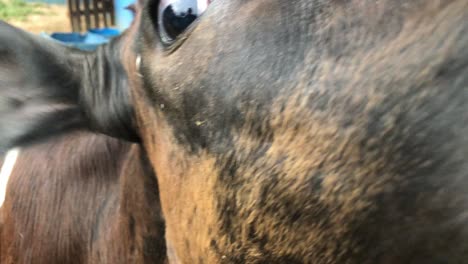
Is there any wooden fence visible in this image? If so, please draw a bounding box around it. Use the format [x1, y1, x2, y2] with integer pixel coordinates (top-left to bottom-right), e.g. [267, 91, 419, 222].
[68, 0, 115, 32]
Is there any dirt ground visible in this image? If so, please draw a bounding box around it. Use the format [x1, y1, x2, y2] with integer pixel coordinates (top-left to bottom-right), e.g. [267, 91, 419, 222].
[6, 4, 71, 33]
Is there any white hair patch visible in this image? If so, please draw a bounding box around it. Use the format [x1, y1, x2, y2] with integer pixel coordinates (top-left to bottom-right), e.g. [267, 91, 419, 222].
[0, 148, 20, 208]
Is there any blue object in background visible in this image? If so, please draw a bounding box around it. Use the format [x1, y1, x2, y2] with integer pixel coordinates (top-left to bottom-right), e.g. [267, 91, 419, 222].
[88, 28, 121, 39]
[40, 27, 121, 51]
[114, 0, 135, 31]
[40, 32, 109, 51]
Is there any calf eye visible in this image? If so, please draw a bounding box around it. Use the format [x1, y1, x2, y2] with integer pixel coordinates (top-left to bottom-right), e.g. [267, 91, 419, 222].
[158, 0, 211, 45]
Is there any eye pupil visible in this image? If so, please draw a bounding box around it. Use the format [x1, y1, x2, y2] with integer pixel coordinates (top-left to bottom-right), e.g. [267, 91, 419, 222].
[158, 0, 210, 44]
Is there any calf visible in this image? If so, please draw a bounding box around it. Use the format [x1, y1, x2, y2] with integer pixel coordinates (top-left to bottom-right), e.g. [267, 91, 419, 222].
[1, 0, 468, 263]
[0, 131, 166, 264]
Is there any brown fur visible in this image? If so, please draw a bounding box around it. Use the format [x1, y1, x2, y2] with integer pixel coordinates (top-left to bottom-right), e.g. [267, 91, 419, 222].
[127, 0, 468, 263]
[0, 131, 166, 264]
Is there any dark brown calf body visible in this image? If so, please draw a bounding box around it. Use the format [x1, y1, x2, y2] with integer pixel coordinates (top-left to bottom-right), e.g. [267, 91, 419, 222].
[0, 131, 166, 264]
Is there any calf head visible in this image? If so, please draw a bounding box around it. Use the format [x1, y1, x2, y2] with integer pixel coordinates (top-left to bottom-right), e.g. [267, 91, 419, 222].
[130, 0, 468, 263]
[1, 0, 468, 263]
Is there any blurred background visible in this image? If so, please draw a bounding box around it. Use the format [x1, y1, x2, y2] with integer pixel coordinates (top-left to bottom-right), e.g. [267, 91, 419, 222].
[0, 0, 70, 33]
[0, 0, 133, 49]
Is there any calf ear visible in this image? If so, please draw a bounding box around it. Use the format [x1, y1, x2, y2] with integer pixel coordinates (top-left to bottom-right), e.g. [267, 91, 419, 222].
[0, 21, 87, 152]
[0, 21, 138, 152]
